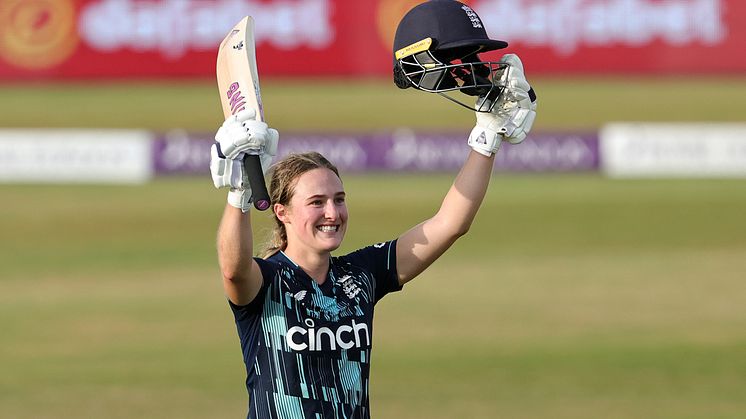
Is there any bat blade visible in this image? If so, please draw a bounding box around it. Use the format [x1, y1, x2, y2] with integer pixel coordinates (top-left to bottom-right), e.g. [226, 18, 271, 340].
[216, 16, 270, 211]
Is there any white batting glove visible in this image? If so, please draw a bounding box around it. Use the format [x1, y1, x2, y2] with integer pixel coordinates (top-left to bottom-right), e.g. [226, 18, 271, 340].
[209, 108, 279, 211]
[467, 54, 538, 156]
[214, 108, 276, 159]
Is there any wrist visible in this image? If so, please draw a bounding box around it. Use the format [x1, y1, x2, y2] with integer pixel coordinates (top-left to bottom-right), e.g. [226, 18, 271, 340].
[467, 125, 501, 157]
[227, 188, 252, 213]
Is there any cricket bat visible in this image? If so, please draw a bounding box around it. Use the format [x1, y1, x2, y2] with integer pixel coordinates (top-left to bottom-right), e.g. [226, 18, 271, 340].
[216, 16, 270, 211]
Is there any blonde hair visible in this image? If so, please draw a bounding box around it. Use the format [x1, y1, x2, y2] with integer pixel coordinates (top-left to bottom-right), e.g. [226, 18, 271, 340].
[259, 152, 341, 258]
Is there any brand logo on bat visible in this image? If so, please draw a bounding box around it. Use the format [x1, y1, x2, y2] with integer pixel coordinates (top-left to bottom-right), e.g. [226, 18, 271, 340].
[253, 80, 264, 118]
[226, 82, 246, 115]
[220, 29, 241, 49]
[233, 41, 244, 51]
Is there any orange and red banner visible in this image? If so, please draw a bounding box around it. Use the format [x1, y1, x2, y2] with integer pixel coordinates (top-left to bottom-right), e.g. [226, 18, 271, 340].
[1, 0, 745, 80]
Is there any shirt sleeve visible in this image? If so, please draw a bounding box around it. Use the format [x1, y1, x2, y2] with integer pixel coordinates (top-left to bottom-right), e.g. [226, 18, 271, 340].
[341, 239, 402, 303]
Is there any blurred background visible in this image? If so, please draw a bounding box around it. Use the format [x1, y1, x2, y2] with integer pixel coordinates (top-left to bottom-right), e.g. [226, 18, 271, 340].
[1, 1, 745, 418]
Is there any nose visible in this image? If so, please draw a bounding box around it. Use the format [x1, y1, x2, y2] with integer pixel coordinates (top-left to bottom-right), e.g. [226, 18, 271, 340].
[324, 200, 339, 220]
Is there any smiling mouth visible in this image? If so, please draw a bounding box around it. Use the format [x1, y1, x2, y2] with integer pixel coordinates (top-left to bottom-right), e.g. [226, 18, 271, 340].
[317, 225, 339, 233]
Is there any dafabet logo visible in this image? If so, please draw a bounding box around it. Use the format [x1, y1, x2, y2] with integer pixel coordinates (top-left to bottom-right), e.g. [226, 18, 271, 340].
[0, 0, 79, 70]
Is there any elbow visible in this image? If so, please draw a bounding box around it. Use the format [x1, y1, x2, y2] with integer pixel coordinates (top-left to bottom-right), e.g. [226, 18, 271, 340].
[221, 268, 239, 283]
[220, 264, 247, 284]
[433, 215, 472, 242]
[450, 220, 472, 240]
[454, 225, 470, 239]
[217, 245, 252, 284]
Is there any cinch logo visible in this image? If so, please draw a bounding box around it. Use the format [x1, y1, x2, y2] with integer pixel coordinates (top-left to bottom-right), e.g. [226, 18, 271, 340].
[286, 318, 370, 352]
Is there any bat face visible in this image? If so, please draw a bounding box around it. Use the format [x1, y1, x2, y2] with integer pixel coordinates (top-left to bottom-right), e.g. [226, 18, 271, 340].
[216, 16, 271, 211]
[217, 16, 264, 122]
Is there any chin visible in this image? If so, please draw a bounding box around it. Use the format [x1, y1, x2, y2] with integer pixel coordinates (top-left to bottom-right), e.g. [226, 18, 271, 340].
[324, 244, 342, 253]
[318, 234, 345, 253]
[321, 238, 343, 252]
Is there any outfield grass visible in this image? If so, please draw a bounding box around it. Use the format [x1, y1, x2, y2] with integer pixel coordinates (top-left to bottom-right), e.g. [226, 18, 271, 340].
[2, 76, 745, 417]
[3, 76, 746, 131]
[1, 175, 745, 418]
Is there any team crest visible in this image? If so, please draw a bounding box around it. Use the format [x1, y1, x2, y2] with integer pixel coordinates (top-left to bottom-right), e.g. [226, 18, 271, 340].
[337, 275, 362, 299]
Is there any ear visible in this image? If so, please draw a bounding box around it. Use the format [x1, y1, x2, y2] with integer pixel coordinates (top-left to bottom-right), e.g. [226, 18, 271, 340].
[274, 203, 290, 224]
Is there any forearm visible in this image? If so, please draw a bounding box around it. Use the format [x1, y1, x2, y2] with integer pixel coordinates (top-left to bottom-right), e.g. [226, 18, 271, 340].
[393, 48, 536, 285]
[216, 203, 254, 281]
[435, 150, 495, 236]
[396, 150, 494, 284]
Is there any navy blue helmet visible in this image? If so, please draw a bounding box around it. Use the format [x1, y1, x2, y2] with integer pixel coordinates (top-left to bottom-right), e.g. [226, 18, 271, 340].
[393, 0, 509, 111]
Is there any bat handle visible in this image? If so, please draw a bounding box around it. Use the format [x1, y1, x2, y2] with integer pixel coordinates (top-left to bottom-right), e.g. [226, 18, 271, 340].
[243, 154, 270, 211]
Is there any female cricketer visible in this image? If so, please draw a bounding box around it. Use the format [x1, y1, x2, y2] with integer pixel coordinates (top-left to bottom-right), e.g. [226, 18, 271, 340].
[209, 1, 537, 417]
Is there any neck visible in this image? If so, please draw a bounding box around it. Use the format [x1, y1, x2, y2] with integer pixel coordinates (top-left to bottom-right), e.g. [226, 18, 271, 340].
[283, 248, 330, 285]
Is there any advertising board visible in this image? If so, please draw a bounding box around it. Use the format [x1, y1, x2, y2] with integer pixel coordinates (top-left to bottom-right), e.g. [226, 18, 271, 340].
[1, 0, 743, 80]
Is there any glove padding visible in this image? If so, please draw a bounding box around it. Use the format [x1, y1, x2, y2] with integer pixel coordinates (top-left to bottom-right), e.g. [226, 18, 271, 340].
[214, 108, 276, 159]
[210, 108, 279, 212]
[468, 54, 538, 156]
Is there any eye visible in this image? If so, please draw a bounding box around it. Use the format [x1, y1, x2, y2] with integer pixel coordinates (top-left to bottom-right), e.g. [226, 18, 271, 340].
[335, 196, 346, 204]
[310, 199, 323, 206]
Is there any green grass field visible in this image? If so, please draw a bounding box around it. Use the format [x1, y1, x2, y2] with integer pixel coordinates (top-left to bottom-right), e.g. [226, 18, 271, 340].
[4, 76, 746, 131]
[1, 78, 746, 418]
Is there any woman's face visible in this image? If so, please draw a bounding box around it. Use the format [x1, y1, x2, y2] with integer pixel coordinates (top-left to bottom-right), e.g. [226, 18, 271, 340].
[278, 168, 348, 255]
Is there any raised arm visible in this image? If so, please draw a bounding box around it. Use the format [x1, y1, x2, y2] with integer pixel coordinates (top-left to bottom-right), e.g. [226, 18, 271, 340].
[210, 109, 278, 305]
[395, 54, 537, 285]
[217, 205, 264, 305]
[396, 151, 495, 284]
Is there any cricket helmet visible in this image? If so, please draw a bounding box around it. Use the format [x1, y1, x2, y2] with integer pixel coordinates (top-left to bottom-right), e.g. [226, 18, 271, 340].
[393, 0, 509, 112]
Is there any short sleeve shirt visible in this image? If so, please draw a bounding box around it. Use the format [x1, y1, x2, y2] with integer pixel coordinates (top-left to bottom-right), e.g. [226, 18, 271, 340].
[229, 240, 401, 419]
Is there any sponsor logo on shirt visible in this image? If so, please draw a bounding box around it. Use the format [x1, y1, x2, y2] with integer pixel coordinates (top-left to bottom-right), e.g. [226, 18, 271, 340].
[286, 318, 370, 352]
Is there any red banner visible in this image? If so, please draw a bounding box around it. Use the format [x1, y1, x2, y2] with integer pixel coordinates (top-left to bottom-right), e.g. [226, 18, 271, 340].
[1, 0, 744, 80]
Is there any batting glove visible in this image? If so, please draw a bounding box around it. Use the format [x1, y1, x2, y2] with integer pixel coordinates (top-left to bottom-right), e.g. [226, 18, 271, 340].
[210, 109, 279, 211]
[467, 54, 538, 156]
